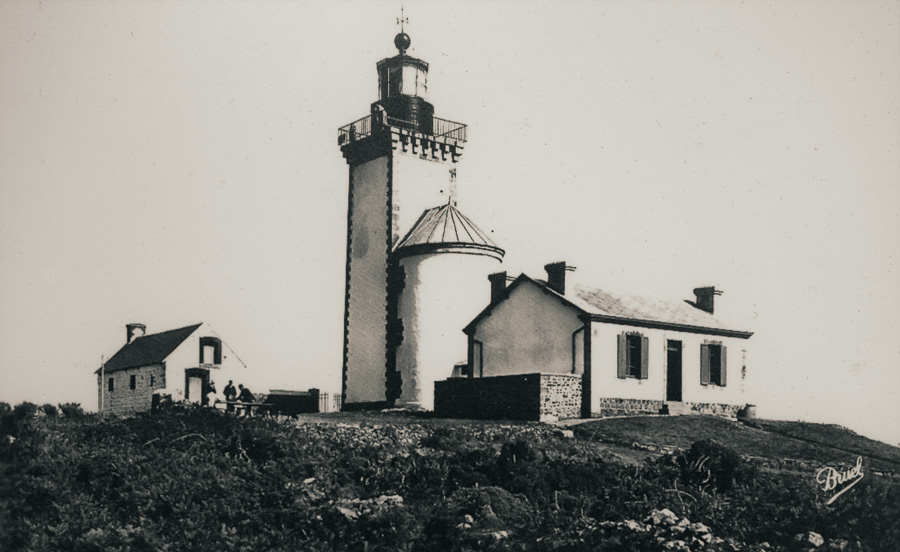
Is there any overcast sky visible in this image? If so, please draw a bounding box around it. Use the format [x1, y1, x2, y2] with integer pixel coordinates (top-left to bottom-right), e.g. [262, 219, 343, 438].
[1, 1, 898, 444]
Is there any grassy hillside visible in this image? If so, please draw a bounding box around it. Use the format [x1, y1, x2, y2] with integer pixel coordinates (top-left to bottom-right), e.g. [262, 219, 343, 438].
[573, 416, 900, 473]
[1, 406, 898, 551]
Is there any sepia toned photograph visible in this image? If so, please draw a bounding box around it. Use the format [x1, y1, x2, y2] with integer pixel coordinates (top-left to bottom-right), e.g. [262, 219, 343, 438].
[1, 1, 898, 550]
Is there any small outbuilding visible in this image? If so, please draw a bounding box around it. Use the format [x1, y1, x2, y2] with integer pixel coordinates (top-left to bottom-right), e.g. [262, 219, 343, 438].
[96, 322, 248, 415]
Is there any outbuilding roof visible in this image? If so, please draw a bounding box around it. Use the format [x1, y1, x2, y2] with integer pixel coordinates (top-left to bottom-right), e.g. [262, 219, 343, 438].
[393, 202, 504, 260]
[97, 323, 202, 374]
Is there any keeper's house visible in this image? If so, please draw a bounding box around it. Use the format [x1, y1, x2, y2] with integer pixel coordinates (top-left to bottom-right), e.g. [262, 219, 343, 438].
[438, 262, 753, 421]
[96, 323, 248, 415]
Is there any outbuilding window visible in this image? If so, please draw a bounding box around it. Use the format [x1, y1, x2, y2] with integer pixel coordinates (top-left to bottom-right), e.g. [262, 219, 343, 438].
[199, 337, 222, 365]
[129, 375, 136, 390]
[108, 377, 114, 392]
[701, 343, 727, 386]
[617, 332, 649, 379]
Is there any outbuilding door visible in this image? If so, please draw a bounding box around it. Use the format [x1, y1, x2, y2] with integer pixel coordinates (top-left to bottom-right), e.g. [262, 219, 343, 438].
[184, 368, 210, 404]
[666, 340, 682, 402]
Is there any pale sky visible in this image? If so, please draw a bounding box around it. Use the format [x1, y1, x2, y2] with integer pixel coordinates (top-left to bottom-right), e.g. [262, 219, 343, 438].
[1, 1, 898, 444]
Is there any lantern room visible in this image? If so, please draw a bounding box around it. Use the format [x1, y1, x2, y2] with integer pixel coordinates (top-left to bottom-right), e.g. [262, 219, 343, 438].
[372, 32, 435, 135]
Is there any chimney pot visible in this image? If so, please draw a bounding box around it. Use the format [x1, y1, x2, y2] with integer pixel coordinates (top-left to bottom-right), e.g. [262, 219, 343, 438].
[488, 272, 508, 303]
[126, 323, 146, 344]
[544, 262, 575, 295]
[693, 287, 722, 314]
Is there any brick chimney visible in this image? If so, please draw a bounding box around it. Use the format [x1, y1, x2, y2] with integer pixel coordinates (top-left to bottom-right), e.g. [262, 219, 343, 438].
[488, 272, 508, 303]
[693, 287, 722, 314]
[544, 262, 576, 295]
[126, 323, 146, 344]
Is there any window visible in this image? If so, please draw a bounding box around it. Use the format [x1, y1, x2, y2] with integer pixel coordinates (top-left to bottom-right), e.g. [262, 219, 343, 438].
[471, 341, 483, 378]
[129, 375, 136, 390]
[617, 332, 648, 379]
[701, 343, 727, 386]
[572, 327, 585, 375]
[108, 377, 114, 392]
[199, 337, 222, 365]
[150, 374, 155, 387]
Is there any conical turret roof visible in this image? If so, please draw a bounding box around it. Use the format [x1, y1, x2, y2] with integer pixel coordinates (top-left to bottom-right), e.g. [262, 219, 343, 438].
[393, 202, 504, 260]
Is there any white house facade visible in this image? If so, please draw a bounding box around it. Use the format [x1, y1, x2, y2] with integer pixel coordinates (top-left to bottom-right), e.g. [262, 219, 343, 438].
[462, 263, 753, 418]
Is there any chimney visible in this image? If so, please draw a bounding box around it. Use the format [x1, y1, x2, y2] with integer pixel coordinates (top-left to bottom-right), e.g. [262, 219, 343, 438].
[126, 323, 146, 344]
[693, 287, 722, 314]
[544, 262, 576, 295]
[488, 272, 508, 303]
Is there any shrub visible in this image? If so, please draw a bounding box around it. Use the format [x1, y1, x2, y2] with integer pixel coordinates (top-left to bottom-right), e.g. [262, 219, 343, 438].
[59, 403, 84, 418]
[41, 404, 58, 418]
[13, 402, 38, 419]
[678, 439, 755, 492]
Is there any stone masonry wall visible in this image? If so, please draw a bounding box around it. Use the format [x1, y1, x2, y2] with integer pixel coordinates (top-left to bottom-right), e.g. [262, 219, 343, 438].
[595, 397, 665, 418]
[594, 397, 742, 418]
[539, 374, 582, 421]
[434, 373, 582, 422]
[687, 402, 742, 417]
[99, 363, 165, 416]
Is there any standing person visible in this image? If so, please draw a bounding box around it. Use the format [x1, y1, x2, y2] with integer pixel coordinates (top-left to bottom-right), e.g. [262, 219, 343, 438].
[238, 384, 255, 416]
[205, 381, 217, 407]
[223, 380, 237, 412]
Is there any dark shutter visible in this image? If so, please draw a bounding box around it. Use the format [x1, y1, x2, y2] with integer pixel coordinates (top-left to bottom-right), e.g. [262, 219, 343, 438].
[640, 336, 649, 379]
[617, 333, 626, 379]
[700, 344, 710, 385]
[720, 345, 727, 386]
[214, 341, 222, 364]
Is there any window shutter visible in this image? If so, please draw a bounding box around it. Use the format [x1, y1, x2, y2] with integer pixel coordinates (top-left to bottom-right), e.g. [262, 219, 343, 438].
[720, 346, 727, 386]
[700, 344, 710, 385]
[215, 341, 222, 364]
[640, 336, 649, 379]
[617, 334, 626, 379]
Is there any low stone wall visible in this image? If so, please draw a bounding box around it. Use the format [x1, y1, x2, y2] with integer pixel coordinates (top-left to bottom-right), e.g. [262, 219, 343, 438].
[687, 402, 742, 417]
[595, 397, 665, 417]
[593, 398, 742, 418]
[435, 374, 582, 422]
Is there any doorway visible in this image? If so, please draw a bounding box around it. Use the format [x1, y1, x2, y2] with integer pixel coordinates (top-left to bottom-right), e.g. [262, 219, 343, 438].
[184, 368, 210, 405]
[666, 340, 682, 402]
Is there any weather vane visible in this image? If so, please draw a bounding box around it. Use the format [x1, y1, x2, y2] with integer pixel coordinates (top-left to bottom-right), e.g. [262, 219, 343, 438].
[397, 6, 408, 33]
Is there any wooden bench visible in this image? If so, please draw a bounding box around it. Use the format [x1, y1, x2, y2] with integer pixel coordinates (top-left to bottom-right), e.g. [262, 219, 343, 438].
[214, 400, 270, 416]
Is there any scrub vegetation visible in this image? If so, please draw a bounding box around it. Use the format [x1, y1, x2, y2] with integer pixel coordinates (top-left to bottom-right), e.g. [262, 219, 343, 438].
[1, 403, 898, 551]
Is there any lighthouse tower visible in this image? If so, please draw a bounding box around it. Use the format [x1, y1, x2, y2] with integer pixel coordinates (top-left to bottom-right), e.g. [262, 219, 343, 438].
[339, 31, 503, 409]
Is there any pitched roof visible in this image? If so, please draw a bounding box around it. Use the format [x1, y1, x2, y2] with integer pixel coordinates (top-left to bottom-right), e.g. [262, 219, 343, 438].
[570, 286, 733, 330]
[97, 323, 202, 374]
[464, 275, 752, 339]
[393, 202, 504, 259]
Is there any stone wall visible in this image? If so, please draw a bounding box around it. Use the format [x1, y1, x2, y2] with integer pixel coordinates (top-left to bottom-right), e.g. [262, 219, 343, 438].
[434, 373, 582, 422]
[595, 397, 665, 417]
[539, 374, 582, 421]
[99, 363, 165, 416]
[593, 397, 742, 418]
[686, 401, 742, 417]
